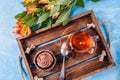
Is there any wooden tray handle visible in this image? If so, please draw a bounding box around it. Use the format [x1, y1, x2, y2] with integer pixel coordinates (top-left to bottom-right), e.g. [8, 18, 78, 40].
[18, 53, 25, 80]
[98, 20, 111, 49]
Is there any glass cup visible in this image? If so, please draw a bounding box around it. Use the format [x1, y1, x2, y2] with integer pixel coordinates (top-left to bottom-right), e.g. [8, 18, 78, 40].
[67, 31, 99, 54]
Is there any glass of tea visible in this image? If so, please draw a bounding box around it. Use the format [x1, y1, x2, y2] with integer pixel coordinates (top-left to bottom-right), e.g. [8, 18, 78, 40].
[67, 31, 98, 54]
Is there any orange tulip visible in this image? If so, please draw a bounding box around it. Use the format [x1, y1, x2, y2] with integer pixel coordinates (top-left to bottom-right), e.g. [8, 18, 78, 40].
[16, 18, 22, 25]
[24, 0, 35, 3]
[26, 4, 37, 14]
[39, 0, 49, 4]
[13, 25, 21, 34]
[13, 24, 31, 36]
[52, 12, 60, 19]
[20, 25, 31, 36]
[45, 5, 54, 10]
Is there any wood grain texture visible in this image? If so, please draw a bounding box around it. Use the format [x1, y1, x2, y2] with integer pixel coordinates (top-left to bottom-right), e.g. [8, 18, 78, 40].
[17, 10, 115, 80]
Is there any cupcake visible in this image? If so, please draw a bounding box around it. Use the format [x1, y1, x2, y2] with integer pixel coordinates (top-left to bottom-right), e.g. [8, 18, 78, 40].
[34, 50, 56, 71]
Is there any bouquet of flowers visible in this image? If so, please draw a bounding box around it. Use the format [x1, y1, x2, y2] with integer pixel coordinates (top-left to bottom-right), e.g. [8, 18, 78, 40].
[13, 0, 100, 36]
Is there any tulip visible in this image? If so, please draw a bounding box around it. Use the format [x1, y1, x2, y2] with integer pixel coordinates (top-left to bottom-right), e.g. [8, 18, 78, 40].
[16, 18, 22, 25]
[13, 24, 31, 36]
[13, 25, 21, 34]
[45, 5, 54, 10]
[24, 0, 35, 3]
[20, 25, 31, 36]
[26, 4, 37, 14]
[39, 0, 49, 4]
[52, 12, 60, 19]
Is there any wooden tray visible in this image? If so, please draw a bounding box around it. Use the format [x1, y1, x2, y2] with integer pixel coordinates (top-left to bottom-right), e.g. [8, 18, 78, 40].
[17, 10, 115, 80]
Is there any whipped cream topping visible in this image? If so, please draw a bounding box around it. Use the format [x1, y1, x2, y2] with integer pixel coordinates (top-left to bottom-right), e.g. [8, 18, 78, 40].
[36, 52, 53, 68]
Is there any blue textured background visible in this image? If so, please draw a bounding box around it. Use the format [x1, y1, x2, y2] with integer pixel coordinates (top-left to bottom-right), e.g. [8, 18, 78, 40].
[0, 0, 120, 80]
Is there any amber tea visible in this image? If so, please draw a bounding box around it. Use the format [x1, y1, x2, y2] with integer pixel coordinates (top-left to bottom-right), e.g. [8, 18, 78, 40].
[69, 31, 95, 53]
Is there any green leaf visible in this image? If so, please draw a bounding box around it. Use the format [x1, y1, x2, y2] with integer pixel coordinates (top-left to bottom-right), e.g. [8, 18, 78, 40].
[45, 18, 52, 27]
[15, 11, 27, 19]
[35, 8, 42, 13]
[62, 18, 69, 26]
[31, 23, 42, 31]
[49, 1, 56, 5]
[21, 1, 39, 7]
[70, 0, 78, 7]
[77, 0, 85, 8]
[37, 12, 50, 23]
[56, 8, 71, 23]
[56, 0, 71, 5]
[26, 17, 38, 27]
[21, 14, 32, 24]
[91, 0, 100, 2]
[50, 5, 60, 16]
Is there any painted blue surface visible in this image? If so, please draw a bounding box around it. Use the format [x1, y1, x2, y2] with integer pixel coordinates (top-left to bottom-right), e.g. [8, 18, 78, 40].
[0, 0, 120, 80]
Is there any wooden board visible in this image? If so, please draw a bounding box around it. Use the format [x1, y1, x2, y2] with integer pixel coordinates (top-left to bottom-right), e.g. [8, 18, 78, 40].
[17, 10, 115, 80]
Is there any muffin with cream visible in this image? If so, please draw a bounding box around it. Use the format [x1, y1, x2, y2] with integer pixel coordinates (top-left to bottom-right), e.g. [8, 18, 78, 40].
[34, 50, 56, 71]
